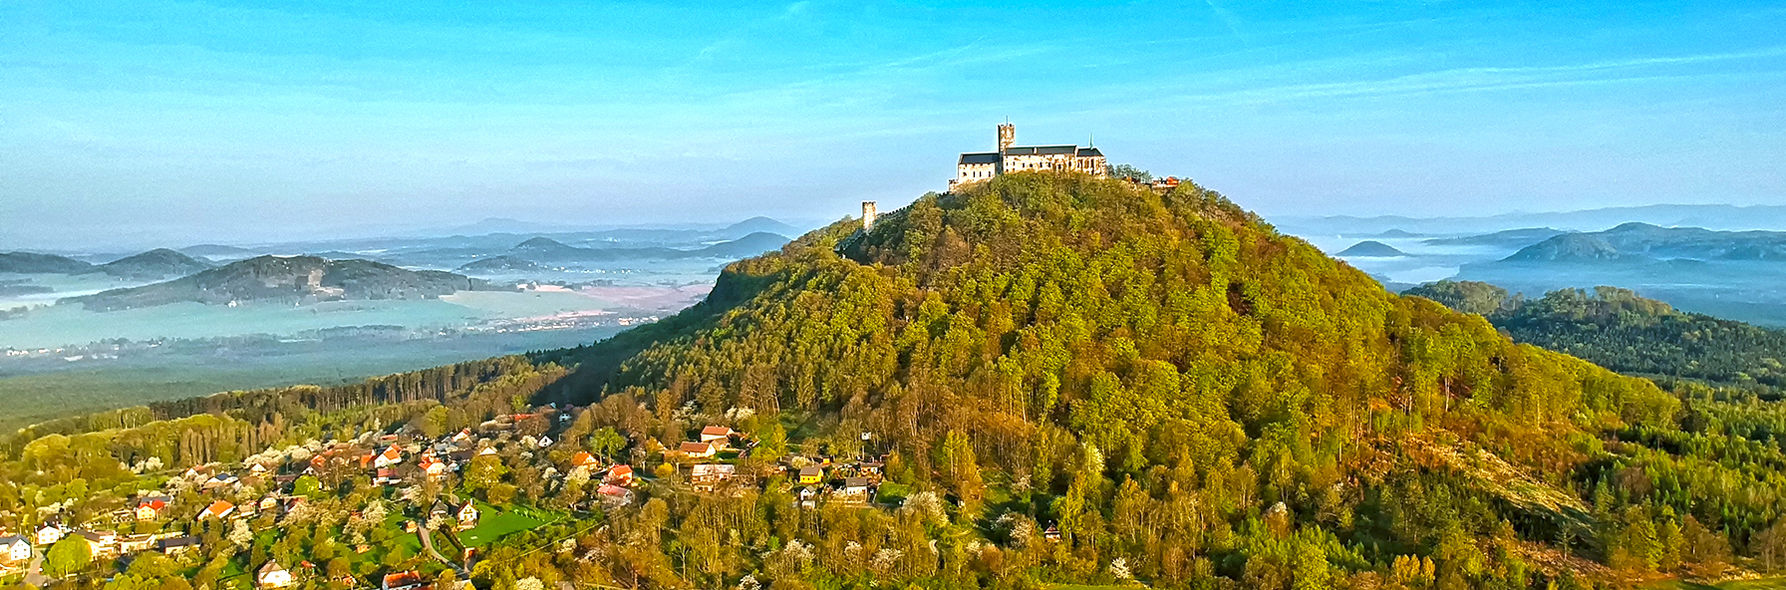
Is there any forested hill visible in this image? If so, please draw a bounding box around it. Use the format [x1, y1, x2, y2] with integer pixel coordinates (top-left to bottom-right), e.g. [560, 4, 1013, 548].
[536, 173, 1696, 587]
[1407, 281, 1786, 389]
[17, 174, 1786, 589]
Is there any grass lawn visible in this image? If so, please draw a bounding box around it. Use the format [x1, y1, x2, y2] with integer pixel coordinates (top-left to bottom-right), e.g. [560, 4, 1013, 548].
[457, 503, 553, 548]
[877, 482, 911, 504]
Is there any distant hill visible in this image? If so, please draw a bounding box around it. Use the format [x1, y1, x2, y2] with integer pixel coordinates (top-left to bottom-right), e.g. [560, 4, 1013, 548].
[457, 255, 543, 273]
[1409, 281, 1786, 389]
[719, 216, 801, 238]
[1492, 223, 1786, 265]
[1424, 227, 1571, 248]
[691, 231, 790, 258]
[177, 244, 261, 259]
[495, 233, 792, 266]
[1335, 240, 1405, 257]
[88, 248, 213, 280]
[1278, 203, 1786, 236]
[0, 252, 94, 274]
[1501, 233, 1636, 263]
[67, 255, 488, 311]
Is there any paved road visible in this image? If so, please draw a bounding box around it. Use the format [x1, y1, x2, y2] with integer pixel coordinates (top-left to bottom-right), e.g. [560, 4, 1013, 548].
[24, 554, 46, 587]
[416, 522, 469, 577]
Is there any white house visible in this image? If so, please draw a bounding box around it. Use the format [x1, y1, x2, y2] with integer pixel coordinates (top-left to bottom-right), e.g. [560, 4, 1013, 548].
[34, 522, 63, 546]
[257, 560, 294, 588]
[0, 535, 31, 564]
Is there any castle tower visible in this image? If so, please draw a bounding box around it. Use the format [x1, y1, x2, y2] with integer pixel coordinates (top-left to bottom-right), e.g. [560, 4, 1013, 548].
[997, 122, 1015, 152]
[862, 201, 878, 230]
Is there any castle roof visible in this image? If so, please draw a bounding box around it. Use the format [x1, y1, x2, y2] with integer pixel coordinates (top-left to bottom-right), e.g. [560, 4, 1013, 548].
[1001, 144, 1081, 156]
[960, 146, 1104, 164]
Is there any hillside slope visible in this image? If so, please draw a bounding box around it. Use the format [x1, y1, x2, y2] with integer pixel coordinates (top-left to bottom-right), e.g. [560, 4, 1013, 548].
[535, 173, 1685, 587]
[17, 174, 1772, 590]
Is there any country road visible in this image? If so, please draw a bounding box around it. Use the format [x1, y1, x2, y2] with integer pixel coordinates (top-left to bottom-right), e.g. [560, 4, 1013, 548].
[416, 521, 469, 577]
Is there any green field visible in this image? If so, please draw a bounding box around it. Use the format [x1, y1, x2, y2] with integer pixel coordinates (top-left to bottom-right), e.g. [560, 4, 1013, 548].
[457, 503, 555, 548]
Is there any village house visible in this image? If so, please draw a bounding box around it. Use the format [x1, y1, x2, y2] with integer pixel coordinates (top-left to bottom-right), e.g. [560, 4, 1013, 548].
[950, 122, 1107, 189]
[257, 560, 294, 588]
[569, 451, 601, 472]
[699, 425, 735, 445]
[455, 502, 479, 530]
[119, 533, 156, 553]
[72, 529, 119, 558]
[158, 535, 201, 555]
[34, 521, 64, 546]
[834, 477, 873, 504]
[373, 445, 404, 468]
[197, 500, 236, 521]
[134, 495, 171, 520]
[382, 570, 429, 590]
[797, 465, 824, 486]
[596, 484, 634, 507]
[605, 464, 635, 487]
[0, 535, 30, 564]
[417, 454, 448, 478]
[677, 441, 717, 460]
[203, 472, 240, 491]
[690, 463, 736, 491]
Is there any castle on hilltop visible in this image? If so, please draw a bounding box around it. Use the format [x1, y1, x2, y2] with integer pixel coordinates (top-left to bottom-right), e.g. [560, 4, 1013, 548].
[950, 122, 1107, 189]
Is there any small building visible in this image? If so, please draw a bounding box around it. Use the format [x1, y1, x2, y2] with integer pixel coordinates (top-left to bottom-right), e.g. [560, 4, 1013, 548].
[605, 464, 635, 487]
[197, 500, 236, 521]
[134, 495, 171, 521]
[34, 521, 64, 546]
[596, 484, 634, 507]
[0, 535, 31, 564]
[797, 465, 824, 486]
[257, 560, 294, 589]
[417, 455, 448, 478]
[382, 570, 428, 590]
[203, 473, 239, 490]
[73, 529, 119, 557]
[119, 533, 156, 553]
[690, 464, 736, 491]
[374, 445, 404, 469]
[677, 441, 716, 459]
[158, 535, 202, 555]
[569, 451, 601, 471]
[455, 503, 479, 530]
[833, 477, 873, 504]
[699, 426, 735, 444]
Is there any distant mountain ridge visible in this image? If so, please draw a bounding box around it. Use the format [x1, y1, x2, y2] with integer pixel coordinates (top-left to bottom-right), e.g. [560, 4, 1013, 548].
[1500, 222, 1786, 264]
[0, 252, 93, 274]
[67, 255, 489, 311]
[458, 232, 790, 272]
[1280, 203, 1786, 236]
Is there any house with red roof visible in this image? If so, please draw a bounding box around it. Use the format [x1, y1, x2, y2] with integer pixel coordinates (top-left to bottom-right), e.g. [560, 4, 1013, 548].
[605, 464, 635, 486]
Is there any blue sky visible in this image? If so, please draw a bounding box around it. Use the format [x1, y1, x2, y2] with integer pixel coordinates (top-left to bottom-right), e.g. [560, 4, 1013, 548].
[2, 1, 1783, 249]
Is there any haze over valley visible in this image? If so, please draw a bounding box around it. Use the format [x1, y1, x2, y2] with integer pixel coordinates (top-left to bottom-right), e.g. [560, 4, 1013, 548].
[0, 218, 799, 425]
